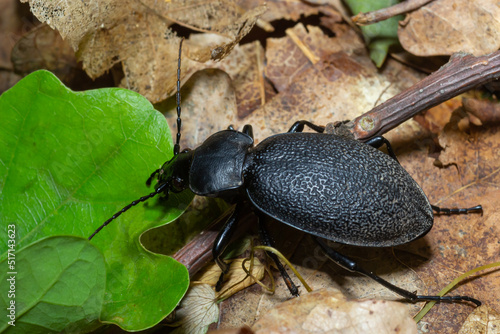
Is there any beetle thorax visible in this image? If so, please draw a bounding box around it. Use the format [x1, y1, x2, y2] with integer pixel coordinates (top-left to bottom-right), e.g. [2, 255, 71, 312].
[189, 130, 254, 197]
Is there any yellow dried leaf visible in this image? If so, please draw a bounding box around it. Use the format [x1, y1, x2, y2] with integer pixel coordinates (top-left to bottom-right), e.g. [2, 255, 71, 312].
[195, 258, 266, 300]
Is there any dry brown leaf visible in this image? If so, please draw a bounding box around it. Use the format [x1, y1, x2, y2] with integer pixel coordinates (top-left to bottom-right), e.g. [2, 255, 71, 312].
[223, 41, 266, 118]
[459, 305, 500, 334]
[208, 326, 254, 334]
[398, 0, 500, 57]
[20, 0, 265, 102]
[0, 0, 26, 92]
[250, 287, 417, 334]
[159, 34, 268, 130]
[390, 111, 500, 333]
[238, 0, 342, 25]
[3, 2, 499, 333]
[241, 22, 424, 142]
[11, 24, 78, 82]
[0, 0, 23, 69]
[413, 97, 463, 135]
[216, 237, 430, 330]
[160, 20, 424, 148]
[187, 37, 268, 118]
[463, 97, 500, 124]
[438, 110, 500, 189]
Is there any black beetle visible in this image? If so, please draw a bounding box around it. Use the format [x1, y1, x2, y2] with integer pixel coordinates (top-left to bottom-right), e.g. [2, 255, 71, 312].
[89, 39, 482, 305]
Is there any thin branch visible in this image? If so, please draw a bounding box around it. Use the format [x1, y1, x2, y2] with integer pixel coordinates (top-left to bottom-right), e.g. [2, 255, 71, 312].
[173, 229, 219, 276]
[350, 51, 500, 140]
[352, 0, 435, 25]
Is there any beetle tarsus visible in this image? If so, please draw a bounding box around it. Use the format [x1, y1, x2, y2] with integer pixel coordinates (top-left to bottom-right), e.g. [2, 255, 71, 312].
[315, 237, 481, 306]
[415, 295, 481, 306]
[258, 215, 300, 297]
[432, 204, 483, 215]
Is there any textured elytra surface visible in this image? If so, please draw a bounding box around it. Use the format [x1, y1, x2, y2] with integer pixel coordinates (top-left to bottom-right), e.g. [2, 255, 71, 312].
[244, 133, 433, 247]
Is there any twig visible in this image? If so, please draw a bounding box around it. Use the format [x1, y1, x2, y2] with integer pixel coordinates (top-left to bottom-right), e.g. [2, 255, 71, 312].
[350, 51, 500, 141]
[173, 208, 253, 277]
[286, 28, 319, 65]
[173, 229, 219, 276]
[352, 0, 435, 26]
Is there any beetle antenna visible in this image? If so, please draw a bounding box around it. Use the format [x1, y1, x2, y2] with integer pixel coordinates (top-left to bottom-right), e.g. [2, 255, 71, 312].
[88, 183, 168, 240]
[174, 38, 184, 156]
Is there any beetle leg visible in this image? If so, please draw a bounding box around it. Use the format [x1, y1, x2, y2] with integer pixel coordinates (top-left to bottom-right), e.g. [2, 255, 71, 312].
[213, 204, 242, 291]
[365, 138, 483, 216]
[365, 136, 400, 164]
[287, 120, 325, 133]
[315, 237, 481, 306]
[432, 204, 483, 215]
[242, 124, 254, 139]
[257, 214, 299, 297]
[146, 168, 160, 186]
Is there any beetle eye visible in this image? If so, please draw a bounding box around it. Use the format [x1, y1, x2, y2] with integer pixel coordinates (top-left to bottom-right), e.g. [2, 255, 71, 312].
[171, 177, 184, 191]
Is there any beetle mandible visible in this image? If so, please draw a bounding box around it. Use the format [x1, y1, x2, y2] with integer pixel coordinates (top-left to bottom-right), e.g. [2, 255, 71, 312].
[89, 39, 483, 305]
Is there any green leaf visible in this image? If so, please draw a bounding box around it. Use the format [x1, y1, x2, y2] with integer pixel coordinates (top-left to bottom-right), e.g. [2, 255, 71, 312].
[0, 70, 193, 330]
[344, 0, 403, 67]
[0, 236, 105, 334]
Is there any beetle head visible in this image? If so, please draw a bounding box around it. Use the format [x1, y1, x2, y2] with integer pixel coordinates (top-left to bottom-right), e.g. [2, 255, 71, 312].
[152, 149, 193, 193]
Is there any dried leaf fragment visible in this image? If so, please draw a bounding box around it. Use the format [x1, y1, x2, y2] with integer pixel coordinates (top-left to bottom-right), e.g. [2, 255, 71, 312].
[22, 0, 266, 102]
[462, 97, 500, 124]
[195, 257, 266, 300]
[243, 22, 423, 141]
[173, 284, 219, 334]
[208, 326, 254, 334]
[11, 24, 77, 82]
[459, 305, 500, 334]
[251, 288, 417, 334]
[398, 0, 500, 56]
[186, 36, 267, 118]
